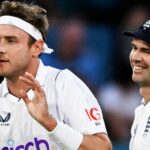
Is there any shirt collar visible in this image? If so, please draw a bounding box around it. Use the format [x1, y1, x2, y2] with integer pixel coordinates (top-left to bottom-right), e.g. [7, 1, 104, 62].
[141, 98, 150, 106]
[35, 59, 48, 87]
[0, 60, 48, 97]
[1, 78, 9, 97]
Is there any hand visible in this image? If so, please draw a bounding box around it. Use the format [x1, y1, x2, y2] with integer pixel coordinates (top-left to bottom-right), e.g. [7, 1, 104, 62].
[19, 72, 57, 131]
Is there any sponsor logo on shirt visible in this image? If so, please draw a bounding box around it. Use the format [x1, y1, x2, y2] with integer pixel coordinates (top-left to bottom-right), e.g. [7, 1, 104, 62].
[2, 137, 50, 150]
[85, 107, 101, 126]
[0, 112, 11, 126]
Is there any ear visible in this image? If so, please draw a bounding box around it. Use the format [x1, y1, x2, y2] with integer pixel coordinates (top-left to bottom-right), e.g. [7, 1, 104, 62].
[32, 40, 44, 57]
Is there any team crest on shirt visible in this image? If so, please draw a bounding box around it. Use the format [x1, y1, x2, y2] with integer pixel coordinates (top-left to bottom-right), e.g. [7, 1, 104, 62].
[0, 112, 11, 126]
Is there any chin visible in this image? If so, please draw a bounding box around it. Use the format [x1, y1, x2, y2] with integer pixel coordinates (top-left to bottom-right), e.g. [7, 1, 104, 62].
[132, 75, 142, 83]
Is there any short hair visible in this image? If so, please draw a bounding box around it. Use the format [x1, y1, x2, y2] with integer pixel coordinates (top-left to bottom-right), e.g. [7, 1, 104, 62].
[0, 1, 49, 41]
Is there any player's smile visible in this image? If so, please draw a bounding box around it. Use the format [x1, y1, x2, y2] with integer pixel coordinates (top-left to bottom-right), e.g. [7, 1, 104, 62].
[132, 65, 147, 73]
[124, 18, 150, 150]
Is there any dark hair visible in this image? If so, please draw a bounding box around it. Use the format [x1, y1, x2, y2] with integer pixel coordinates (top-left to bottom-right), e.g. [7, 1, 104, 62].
[0, 1, 49, 42]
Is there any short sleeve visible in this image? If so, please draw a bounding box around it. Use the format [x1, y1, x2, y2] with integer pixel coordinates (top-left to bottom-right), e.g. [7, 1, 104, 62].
[55, 69, 107, 134]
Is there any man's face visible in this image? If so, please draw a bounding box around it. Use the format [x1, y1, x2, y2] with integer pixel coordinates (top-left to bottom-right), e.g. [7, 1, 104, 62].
[0, 24, 34, 79]
[129, 38, 150, 86]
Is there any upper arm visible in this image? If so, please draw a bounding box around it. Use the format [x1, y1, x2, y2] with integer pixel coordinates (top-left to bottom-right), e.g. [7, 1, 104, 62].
[55, 69, 111, 150]
[56, 69, 107, 132]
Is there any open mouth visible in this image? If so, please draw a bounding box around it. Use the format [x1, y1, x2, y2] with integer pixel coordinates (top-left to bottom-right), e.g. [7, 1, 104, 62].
[133, 66, 147, 73]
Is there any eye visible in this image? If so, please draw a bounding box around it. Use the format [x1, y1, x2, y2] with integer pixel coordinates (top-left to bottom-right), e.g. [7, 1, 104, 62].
[8, 38, 16, 43]
[6, 37, 17, 44]
[131, 44, 136, 51]
[143, 49, 150, 54]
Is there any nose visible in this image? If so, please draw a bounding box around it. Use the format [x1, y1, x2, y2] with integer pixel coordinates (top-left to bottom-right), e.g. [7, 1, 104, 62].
[0, 42, 6, 54]
[130, 50, 143, 63]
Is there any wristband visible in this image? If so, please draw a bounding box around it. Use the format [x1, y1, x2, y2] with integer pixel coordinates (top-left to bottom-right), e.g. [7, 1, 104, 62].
[48, 121, 83, 150]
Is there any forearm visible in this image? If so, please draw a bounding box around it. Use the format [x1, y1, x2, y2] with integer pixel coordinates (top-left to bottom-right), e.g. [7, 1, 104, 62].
[79, 133, 112, 150]
[40, 116, 112, 150]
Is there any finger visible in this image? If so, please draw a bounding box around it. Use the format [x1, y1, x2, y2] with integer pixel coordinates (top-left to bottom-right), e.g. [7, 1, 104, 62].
[19, 72, 37, 90]
[20, 72, 45, 97]
[19, 89, 30, 104]
[19, 76, 33, 88]
[24, 72, 34, 82]
[24, 72, 44, 94]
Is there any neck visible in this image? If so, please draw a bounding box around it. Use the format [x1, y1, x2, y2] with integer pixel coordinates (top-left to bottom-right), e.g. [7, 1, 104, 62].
[7, 59, 39, 98]
[140, 86, 150, 104]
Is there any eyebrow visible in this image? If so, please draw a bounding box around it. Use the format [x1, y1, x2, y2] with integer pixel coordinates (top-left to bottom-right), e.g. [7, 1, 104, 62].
[5, 35, 18, 38]
[1, 36, 19, 42]
[131, 41, 150, 49]
[0, 35, 18, 39]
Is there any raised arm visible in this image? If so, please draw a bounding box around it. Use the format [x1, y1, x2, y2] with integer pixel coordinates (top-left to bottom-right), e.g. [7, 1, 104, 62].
[19, 72, 112, 150]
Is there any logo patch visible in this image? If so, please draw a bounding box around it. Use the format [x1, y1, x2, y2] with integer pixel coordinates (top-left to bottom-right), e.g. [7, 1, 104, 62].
[85, 107, 101, 121]
[2, 137, 50, 150]
[143, 20, 150, 30]
[0, 113, 11, 122]
[0, 113, 11, 126]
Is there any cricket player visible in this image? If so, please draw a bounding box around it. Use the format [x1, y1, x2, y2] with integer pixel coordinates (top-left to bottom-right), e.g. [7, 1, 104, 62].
[0, 1, 112, 150]
[124, 19, 150, 150]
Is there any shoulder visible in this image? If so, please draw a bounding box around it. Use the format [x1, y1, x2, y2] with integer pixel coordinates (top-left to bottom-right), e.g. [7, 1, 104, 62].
[55, 69, 85, 87]
[43, 65, 62, 82]
[55, 69, 76, 80]
[42, 65, 83, 87]
[55, 69, 94, 98]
